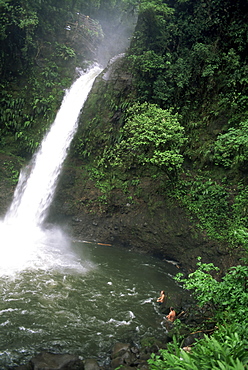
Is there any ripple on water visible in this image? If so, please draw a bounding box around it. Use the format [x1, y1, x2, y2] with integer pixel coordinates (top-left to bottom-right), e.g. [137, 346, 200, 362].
[0, 242, 190, 368]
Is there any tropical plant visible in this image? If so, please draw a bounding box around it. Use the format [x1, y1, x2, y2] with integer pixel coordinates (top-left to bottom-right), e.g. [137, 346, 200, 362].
[178, 176, 230, 240]
[148, 256, 248, 370]
[148, 324, 248, 370]
[104, 102, 186, 178]
[212, 120, 248, 170]
[175, 257, 248, 324]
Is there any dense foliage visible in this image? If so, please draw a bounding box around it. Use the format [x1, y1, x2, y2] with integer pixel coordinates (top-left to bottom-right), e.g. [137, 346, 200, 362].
[149, 326, 248, 370]
[75, 0, 248, 253]
[1, 0, 248, 368]
[148, 258, 248, 369]
[129, 0, 248, 120]
[71, 4, 248, 366]
[98, 102, 186, 178]
[0, 0, 135, 157]
[60, 0, 248, 258]
[176, 258, 248, 323]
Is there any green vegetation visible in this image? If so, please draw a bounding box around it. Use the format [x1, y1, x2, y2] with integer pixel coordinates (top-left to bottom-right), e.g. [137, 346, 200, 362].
[98, 103, 186, 178]
[175, 258, 248, 323]
[1, 0, 248, 368]
[148, 258, 248, 369]
[71, 0, 248, 253]
[70, 4, 248, 366]
[211, 120, 248, 170]
[149, 327, 248, 370]
[129, 0, 248, 119]
[0, 0, 130, 157]
[2, 0, 245, 255]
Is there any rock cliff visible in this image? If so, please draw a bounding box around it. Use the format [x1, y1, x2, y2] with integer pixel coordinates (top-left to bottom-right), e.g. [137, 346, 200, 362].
[46, 55, 235, 273]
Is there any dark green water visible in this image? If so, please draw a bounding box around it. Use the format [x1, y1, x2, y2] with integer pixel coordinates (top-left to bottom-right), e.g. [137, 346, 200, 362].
[0, 242, 188, 368]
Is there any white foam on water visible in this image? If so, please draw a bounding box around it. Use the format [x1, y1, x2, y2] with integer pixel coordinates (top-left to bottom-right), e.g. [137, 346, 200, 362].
[0, 221, 95, 277]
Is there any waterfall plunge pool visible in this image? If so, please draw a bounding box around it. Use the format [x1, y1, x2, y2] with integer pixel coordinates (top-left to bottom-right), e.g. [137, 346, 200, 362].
[0, 64, 190, 367]
[0, 241, 189, 368]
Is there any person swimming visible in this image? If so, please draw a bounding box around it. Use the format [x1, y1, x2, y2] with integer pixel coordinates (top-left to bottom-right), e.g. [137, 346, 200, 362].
[157, 290, 165, 305]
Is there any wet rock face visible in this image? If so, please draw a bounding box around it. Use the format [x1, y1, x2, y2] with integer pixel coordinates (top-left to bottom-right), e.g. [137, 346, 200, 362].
[51, 171, 234, 273]
[0, 56, 237, 276]
[47, 55, 236, 274]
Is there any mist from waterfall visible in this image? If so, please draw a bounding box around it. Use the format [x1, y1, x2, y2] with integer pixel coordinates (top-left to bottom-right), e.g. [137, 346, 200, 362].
[0, 64, 102, 277]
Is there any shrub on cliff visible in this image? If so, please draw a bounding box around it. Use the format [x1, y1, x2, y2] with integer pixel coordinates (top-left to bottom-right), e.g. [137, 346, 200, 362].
[176, 258, 248, 324]
[99, 102, 186, 179]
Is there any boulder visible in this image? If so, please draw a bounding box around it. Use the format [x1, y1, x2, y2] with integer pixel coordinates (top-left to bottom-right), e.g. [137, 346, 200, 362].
[30, 352, 83, 370]
[110, 342, 138, 368]
[84, 358, 100, 370]
[111, 342, 130, 359]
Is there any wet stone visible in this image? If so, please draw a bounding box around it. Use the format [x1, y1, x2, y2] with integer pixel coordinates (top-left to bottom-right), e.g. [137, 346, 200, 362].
[30, 352, 83, 370]
[84, 358, 100, 370]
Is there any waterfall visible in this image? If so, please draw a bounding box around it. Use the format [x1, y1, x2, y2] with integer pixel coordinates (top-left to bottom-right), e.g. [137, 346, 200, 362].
[5, 64, 102, 228]
[0, 64, 102, 276]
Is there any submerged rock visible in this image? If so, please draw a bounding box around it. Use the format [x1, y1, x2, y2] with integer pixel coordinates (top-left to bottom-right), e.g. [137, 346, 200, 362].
[30, 352, 82, 370]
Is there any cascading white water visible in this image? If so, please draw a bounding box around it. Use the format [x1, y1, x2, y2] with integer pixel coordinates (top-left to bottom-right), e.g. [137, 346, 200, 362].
[5, 65, 102, 227]
[0, 64, 102, 276]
